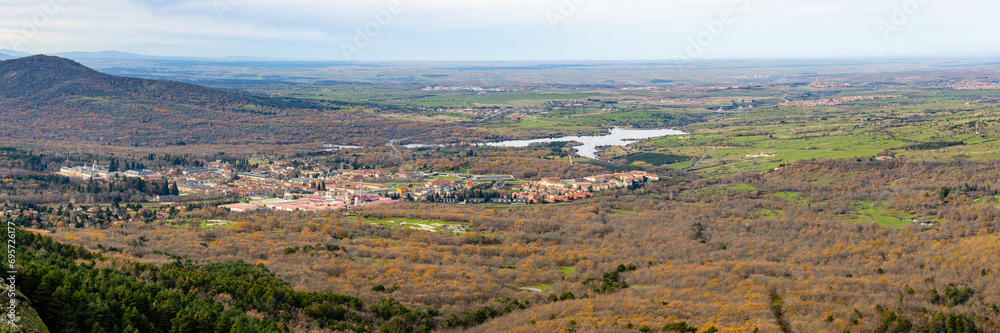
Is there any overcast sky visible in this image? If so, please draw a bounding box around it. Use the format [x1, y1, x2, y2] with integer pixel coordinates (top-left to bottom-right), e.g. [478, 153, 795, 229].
[0, 0, 996, 61]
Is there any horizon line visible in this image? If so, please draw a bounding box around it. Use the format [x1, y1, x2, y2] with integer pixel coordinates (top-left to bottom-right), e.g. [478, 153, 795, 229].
[4, 49, 1000, 63]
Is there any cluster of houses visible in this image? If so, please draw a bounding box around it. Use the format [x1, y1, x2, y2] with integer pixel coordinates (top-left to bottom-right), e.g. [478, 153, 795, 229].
[629, 97, 706, 106]
[416, 105, 532, 121]
[221, 194, 397, 212]
[950, 81, 1000, 90]
[779, 95, 903, 107]
[419, 85, 519, 93]
[393, 178, 475, 198]
[59, 164, 162, 181]
[57, 158, 661, 210]
[807, 79, 852, 88]
[514, 170, 658, 204]
[665, 86, 740, 93]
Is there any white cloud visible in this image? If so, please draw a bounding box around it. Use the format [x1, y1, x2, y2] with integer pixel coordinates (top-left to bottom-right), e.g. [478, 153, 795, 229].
[0, 0, 998, 60]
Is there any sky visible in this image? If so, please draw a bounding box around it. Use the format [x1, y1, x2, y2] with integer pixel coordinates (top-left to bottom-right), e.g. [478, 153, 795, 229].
[0, 0, 997, 61]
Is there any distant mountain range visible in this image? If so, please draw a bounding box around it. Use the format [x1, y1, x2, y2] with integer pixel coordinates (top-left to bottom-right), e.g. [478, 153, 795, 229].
[0, 55, 426, 146]
[0, 49, 32, 58]
[0, 49, 280, 62]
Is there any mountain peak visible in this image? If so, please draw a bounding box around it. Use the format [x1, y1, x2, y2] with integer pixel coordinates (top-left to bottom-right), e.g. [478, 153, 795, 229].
[0, 55, 98, 98]
[6, 54, 92, 70]
[0, 54, 95, 77]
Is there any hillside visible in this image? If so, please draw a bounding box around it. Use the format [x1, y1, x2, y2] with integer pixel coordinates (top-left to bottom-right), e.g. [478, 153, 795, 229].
[0, 55, 330, 108]
[44, 158, 1000, 332]
[0, 55, 429, 146]
[0, 279, 48, 333]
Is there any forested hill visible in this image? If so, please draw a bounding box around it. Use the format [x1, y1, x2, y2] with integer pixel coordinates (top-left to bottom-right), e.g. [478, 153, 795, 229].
[0, 55, 430, 146]
[14, 230, 439, 332]
[0, 55, 335, 110]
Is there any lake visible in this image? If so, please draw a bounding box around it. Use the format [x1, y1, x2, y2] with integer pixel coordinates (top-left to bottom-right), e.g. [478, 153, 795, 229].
[483, 128, 688, 159]
[404, 128, 688, 159]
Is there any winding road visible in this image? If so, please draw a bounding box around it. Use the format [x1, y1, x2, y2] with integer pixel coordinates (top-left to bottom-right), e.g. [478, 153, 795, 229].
[686, 149, 718, 171]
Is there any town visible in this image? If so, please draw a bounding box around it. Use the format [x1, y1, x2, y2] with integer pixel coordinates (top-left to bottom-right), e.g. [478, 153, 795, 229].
[778, 94, 904, 107]
[58, 160, 659, 212]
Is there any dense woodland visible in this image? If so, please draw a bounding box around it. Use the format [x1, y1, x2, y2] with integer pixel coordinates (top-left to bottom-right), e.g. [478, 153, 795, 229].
[15, 231, 445, 332]
[35, 158, 1000, 332]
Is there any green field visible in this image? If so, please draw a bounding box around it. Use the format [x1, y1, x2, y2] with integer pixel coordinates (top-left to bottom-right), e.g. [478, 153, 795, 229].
[202, 67, 1000, 177]
[360, 217, 469, 233]
[843, 202, 945, 229]
[159, 219, 237, 229]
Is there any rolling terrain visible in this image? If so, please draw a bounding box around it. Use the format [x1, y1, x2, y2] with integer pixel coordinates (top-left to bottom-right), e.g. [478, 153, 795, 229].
[3, 57, 1000, 332]
[0, 55, 431, 147]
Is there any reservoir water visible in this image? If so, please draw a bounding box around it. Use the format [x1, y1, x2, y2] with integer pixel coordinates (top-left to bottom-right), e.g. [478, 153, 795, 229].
[404, 128, 688, 159]
[483, 128, 687, 159]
